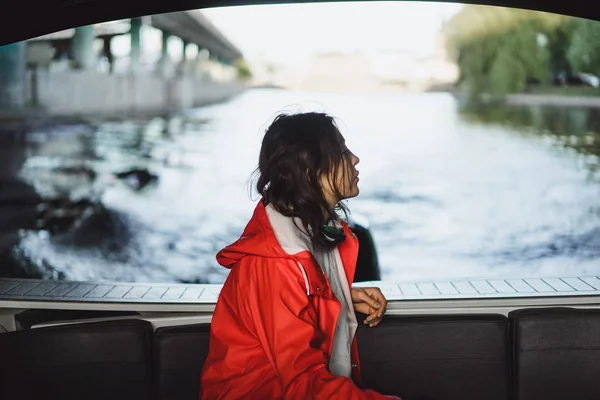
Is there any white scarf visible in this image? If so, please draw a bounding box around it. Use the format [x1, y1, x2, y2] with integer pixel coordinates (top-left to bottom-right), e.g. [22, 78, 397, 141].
[265, 204, 358, 378]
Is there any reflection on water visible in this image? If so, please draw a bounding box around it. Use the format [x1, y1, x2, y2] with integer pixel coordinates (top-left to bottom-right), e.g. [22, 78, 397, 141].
[1, 90, 599, 284]
[460, 105, 600, 179]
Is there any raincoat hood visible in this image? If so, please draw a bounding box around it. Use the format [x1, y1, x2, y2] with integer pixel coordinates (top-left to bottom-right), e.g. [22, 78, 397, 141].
[216, 200, 321, 268]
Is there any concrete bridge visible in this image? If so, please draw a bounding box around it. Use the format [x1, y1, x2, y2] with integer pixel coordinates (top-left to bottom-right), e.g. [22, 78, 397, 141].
[0, 11, 244, 116]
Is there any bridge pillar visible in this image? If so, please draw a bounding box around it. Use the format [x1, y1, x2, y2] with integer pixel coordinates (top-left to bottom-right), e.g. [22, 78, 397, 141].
[178, 39, 188, 76]
[185, 44, 199, 76]
[195, 47, 209, 79]
[0, 43, 27, 111]
[71, 25, 95, 69]
[130, 17, 142, 73]
[182, 40, 189, 60]
[158, 30, 173, 77]
[102, 37, 114, 74]
[161, 31, 170, 60]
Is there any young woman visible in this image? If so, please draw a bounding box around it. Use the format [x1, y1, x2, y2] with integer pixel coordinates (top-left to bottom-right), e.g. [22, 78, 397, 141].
[200, 112, 400, 399]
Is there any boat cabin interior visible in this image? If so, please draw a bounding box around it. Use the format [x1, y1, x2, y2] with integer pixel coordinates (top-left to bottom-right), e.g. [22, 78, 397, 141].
[1, 0, 600, 399]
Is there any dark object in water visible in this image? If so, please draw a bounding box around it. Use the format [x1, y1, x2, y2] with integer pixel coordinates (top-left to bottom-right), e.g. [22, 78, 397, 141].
[114, 168, 158, 191]
[0, 179, 42, 239]
[51, 205, 134, 251]
[52, 166, 97, 181]
[35, 198, 95, 234]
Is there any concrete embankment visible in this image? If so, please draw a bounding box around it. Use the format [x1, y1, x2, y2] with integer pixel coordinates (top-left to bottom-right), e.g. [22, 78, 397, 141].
[503, 93, 600, 108]
[1, 70, 245, 120]
[452, 91, 600, 108]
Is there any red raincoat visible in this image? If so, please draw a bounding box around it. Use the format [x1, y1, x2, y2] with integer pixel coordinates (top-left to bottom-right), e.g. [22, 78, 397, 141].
[199, 201, 394, 399]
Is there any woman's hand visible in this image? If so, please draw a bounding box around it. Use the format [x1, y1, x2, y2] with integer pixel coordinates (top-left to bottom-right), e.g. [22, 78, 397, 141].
[350, 287, 388, 327]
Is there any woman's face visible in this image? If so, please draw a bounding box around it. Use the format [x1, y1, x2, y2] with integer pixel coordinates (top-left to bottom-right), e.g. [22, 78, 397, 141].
[320, 140, 360, 207]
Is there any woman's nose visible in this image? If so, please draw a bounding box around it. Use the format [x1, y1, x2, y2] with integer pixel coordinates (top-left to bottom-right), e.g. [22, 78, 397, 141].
[352, 154, 360, 166]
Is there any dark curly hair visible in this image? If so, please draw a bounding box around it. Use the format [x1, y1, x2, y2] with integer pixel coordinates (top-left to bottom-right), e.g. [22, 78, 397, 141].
[254, 112, 351, 250]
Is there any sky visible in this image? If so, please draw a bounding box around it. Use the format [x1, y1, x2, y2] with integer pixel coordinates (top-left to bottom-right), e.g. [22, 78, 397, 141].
[202, 1, 464, 66]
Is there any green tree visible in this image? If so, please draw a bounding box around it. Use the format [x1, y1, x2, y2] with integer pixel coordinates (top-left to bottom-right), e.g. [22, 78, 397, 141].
[234, 58, 253, 81]
[445, 5, 572, 97]
[567, 18, 600, 76]
[546, 21, 576, 75]
[490, 48, 527, 94]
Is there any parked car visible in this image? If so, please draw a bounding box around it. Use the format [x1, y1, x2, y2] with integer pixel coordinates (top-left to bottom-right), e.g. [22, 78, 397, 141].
[577, 72, 600, 88]
[552, 71, 600, 87]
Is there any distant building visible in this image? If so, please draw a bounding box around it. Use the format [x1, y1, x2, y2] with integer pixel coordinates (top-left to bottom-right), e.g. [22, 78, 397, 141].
[295, 51, 377, 92]
[294, 48, 457, 92]
[247, 27, 458, 92]
[369, 50, 419, 87]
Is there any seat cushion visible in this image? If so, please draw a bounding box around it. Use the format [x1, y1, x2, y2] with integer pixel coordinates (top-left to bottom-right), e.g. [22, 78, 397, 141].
[0, 319, 153, 400]
[154, 323, 211, 400]
[356, 314, 511, 400]
[510, 307, 600, 400]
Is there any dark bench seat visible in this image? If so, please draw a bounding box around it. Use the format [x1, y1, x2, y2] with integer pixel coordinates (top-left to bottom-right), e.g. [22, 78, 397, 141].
[154, 323, 211, 400]
[1, 308, 599, 400]
[0, 319, 153, 400]
[357, 315, 510, 400]
[510, 308, 600, 400]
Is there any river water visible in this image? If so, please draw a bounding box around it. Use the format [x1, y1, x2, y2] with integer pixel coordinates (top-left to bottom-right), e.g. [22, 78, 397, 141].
[1, 89, 599, 284]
